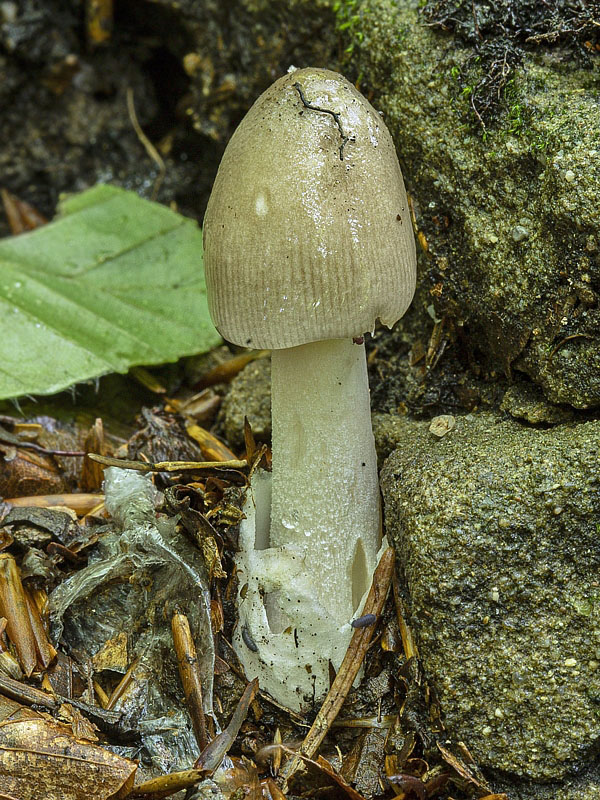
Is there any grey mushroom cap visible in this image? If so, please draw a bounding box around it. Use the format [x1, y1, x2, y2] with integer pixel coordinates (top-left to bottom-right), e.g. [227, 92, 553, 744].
[203, 67, 417, 350]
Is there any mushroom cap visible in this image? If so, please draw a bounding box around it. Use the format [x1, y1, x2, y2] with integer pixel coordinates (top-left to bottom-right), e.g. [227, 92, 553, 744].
[203, 67, 416, 349]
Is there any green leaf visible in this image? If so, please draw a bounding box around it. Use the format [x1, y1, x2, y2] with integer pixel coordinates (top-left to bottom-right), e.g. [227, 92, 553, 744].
[0, 184, 221, 400]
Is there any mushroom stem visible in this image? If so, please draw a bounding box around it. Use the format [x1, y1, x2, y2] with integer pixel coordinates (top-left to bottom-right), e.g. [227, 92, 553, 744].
[269, 338, 380, 625]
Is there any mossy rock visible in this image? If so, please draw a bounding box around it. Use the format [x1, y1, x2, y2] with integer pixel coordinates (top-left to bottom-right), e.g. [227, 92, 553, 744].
[350, 0, 599, 408]
[381, 411, 600, 798]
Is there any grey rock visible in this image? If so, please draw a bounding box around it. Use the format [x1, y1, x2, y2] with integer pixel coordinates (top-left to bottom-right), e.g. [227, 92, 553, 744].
[373, 411, 415, 463]
[217, 356, 271, 449]
[511, 225, 530, 242]
[380, 411, 600, 796]
[500, 380, 574, 425]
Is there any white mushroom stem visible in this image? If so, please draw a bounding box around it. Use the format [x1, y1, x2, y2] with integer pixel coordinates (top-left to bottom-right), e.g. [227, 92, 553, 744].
[269, 338, 381, 624]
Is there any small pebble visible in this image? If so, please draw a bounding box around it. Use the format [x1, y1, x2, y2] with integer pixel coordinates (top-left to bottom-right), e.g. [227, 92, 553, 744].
[512, 225, 529, 242]
[564, 169, 576, 183]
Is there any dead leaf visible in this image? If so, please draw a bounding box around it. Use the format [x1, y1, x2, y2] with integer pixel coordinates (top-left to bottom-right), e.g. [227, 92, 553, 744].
[192, 350, 269, 390]
[0, 448, 68, 499]
[57, 703, 99, 741]
[1, 189, 47, 234]
[202, 535, 227, 580]
[285, 750, 367, 800]
[0, 555, 37, 676]
[81, 419, 107, 492]
[92, 632, 129, 673]
[437, 742, 491, 794]
[0, 715, 136, 800]
[186, 423, 238, 463]
[131, 768, 205, 797]
[195, 679, 259, 773]
[4, 494, 104, 516]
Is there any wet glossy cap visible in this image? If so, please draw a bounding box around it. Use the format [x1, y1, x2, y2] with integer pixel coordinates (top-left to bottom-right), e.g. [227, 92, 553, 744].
[203, 67, 416, 349]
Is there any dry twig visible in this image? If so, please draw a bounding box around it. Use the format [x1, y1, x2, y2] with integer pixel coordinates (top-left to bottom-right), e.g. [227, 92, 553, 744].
[281, 547, 395, 790]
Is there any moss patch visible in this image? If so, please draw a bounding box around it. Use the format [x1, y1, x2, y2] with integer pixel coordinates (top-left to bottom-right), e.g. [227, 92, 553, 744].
[422, 0, 599, 130]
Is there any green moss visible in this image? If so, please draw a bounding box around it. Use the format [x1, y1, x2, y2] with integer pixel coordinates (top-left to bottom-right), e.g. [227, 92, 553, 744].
[349, 0, 600, 409]
[422, 0, 599, 128]
[333, 0, 365, 54]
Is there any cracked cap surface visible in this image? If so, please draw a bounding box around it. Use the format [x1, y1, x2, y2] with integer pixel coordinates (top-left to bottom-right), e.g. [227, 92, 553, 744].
[203, 67, 416, 349]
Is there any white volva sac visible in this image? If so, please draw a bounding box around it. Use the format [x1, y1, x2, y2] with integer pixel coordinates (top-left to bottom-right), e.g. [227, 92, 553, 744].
[203, 67, 416, 710]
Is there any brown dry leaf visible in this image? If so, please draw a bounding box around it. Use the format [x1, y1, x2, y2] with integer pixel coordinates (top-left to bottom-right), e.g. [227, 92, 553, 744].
[131, 768, 205, 797]
[384, 736, 420, 787]
[81, 418, 107, 492]
[260, 777, 286, 800]
[186, 423, 237, 463]
[171, 611, 208, 751]
[24, 588, 57, 670]
[57, 703, 99, 742]
[437, 742, 491, 794]
[288, 752, 367, 800]
[387, 774, 427, 800]
[345, 728, 387, 798]
[210, 593, 225, 634]
[86, 0, 113, 46]
[43, 651, 84, 700]
[195, 679, 259, 773]
[0, 694, 38, 724]
[211, 757, 263, 800]
[4, 494, 104, 516]
[202, 535, 226, 580]
[92, 632, 129, 673]
[0, 555, 37, 677]
[243, 416, 257, 465]
[192, 350, 269, 390]
[0, 448, 68, 499]
[0, 650, 22, 680]
[0, 529, 13, 552]
[165, 389, 221, 422]
[1, 189, 47, 234]
[380, 621, 402, 653]
[129, 367, 167, 394]
[0, 714, 136, 800]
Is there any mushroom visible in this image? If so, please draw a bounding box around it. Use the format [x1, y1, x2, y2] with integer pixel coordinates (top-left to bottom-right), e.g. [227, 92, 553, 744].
[203, 67, 416, 709]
